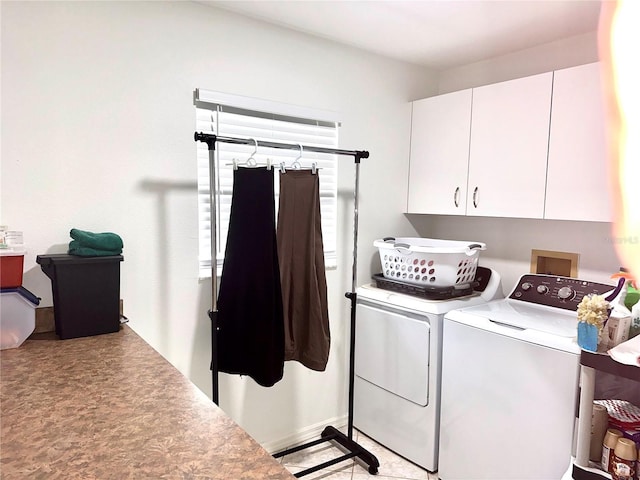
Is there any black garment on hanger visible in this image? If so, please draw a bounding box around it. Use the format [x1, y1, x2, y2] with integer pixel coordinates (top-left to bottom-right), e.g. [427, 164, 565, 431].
[216, 167, 284, 387]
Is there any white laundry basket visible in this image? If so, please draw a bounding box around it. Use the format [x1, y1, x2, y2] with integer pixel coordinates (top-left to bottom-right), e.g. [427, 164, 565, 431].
[374, 237, 486, 287]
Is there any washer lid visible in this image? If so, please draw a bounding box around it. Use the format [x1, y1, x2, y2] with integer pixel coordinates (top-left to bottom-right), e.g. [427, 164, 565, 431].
[448, 300, 578, 337]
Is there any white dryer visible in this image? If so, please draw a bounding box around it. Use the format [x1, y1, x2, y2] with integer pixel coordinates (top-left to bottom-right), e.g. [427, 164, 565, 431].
[354, 267, 503, 472]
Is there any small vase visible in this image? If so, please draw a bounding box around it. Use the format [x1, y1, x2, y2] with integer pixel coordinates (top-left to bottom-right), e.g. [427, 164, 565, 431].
[577, 321, 599, 352]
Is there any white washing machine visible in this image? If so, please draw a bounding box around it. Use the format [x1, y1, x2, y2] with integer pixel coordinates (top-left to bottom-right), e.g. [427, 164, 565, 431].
[439, 274, 615, 480]
[354, 267, 503, 472]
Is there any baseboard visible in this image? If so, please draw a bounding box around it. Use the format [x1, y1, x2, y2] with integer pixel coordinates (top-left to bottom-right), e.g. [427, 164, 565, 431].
[262, 415, 348, 454]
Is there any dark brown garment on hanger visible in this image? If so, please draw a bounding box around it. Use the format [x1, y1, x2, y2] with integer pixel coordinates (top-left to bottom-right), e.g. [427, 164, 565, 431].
[277, 169, 330, 371]
[217, 167, 284, 387]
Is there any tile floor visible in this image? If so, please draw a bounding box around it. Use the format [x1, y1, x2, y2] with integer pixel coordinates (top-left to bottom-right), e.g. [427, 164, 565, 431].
[278, 429, 439, 480]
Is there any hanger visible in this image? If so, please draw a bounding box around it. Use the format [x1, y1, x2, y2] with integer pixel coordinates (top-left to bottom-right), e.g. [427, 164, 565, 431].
[279, 144, 319, 175]
[245, 138, 258, 167]
[227, 139, 272, 170]
[291, 143, 303, 170]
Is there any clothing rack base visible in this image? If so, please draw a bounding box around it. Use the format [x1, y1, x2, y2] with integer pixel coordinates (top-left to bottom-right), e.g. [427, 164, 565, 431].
[273, 426, 379, 477]
[271, 292, 379, 477]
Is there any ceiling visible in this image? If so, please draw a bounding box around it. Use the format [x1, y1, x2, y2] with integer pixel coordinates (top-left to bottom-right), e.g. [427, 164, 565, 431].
[201, 0, 604, 70]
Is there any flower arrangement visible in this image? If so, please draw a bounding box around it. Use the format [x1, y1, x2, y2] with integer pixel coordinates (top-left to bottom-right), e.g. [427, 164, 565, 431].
[576, 294, 611, 352]
[577, 294, 610, 327]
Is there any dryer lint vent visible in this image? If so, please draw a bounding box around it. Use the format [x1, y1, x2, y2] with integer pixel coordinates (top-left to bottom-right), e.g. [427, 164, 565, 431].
[530, 249, 579, 278]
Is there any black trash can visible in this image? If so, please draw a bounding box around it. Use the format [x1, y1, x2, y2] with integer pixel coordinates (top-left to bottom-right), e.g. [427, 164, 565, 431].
[36, 254, 123, 340]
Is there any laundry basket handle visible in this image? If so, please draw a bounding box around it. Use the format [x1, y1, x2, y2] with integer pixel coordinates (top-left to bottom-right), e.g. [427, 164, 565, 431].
[393, 242, 412, 255]
[465, 243, 484, 255]
[382, 237, 395, 243]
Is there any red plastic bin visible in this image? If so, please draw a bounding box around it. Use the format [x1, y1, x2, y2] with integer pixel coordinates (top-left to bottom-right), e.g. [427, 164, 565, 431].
[0, 249, 26, 288]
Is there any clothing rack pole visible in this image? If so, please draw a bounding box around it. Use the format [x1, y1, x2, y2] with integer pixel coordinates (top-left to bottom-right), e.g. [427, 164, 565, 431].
[196, 133, 367, 157]
[194, 132, 379, 477]
[346, 155, 362, 441]
[196, 133, 221, 405]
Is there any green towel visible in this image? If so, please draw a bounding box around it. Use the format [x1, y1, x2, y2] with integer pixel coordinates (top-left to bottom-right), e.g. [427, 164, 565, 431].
[69, 228, 123, 252]
[68, 229, 123, 257]
[68, 240, 122, 257]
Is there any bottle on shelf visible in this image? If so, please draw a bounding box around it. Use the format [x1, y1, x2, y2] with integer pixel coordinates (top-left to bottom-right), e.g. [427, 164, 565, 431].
[591, 403, 610, 461]
[603, 429, 624, 473]
[611, 437, 637, 480]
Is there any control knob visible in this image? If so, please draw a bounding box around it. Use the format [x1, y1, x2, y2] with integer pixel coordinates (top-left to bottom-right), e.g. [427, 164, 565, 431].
[558, 286, 575, 300]
[537, 285, 549, 294]
[521, 282, 533, 291]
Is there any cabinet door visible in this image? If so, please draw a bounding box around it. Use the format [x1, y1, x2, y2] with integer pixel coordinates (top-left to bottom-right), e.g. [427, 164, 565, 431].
[407, 89, 472, 215]
[467, 72, 553, 218]
[545, 63, 611, 222]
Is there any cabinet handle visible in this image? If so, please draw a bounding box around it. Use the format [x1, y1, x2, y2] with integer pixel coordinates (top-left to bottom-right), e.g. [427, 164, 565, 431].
[454, 187, 460, 208]
[473, 187, 478, 208]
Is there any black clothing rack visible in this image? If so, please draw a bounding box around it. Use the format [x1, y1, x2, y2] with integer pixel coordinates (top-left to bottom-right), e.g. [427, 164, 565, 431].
[194, 132, 379, 477]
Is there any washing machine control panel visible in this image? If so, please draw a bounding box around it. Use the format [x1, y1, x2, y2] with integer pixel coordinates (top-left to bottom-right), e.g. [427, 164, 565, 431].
[509, 274, 614, 310]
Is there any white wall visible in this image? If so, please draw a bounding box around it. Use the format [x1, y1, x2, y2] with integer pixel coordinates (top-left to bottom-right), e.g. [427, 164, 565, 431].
[408, 215, 619, 296]
[436, 31, 600, 93]
[0, 1, 436, 448]
[405, 31, 621, 294]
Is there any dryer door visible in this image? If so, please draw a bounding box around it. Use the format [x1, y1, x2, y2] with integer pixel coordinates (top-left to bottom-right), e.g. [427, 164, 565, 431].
[355, 301, 430, 406]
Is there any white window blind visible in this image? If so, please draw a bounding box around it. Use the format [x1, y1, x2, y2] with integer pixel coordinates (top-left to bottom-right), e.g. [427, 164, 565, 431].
[195, 90, 339, 278]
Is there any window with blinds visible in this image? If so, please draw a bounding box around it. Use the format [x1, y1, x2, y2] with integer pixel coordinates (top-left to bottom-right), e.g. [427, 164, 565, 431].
[195, 89, 340, 278]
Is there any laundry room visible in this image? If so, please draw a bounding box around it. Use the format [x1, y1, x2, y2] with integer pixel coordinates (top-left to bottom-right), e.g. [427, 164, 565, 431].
[1, 1, 638, 480]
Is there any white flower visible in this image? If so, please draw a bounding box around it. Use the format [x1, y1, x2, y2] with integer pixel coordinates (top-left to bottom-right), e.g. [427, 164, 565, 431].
[576, 294, 610, 327]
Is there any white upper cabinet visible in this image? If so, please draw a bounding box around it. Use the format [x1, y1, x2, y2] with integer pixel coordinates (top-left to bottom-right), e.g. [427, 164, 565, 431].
[466, 72, 553, 218]
[406, 64, 607, 222]
[545, 62, 611, 222]
[407, 89, 472, 214]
